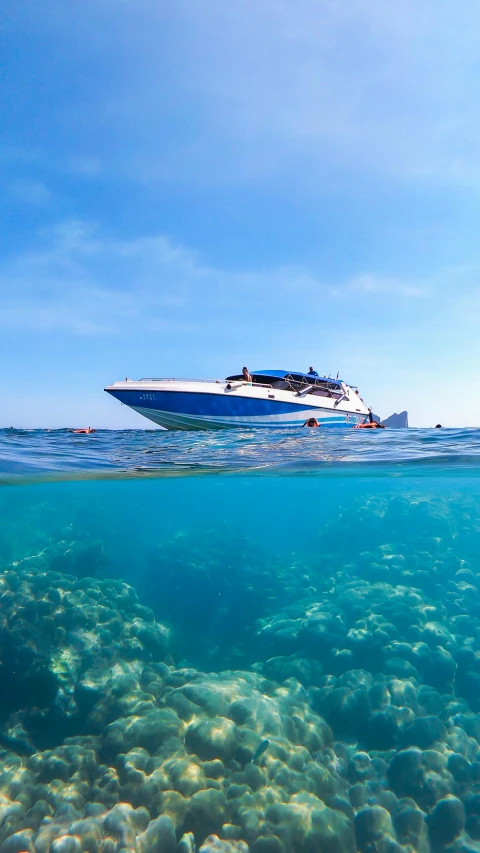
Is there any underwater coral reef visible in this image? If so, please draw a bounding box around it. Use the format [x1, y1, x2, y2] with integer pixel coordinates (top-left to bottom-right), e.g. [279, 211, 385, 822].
[2, 491, 480, 853]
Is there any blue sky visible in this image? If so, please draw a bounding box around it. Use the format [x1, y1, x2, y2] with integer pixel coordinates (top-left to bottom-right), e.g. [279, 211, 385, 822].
[1, 0, 479, 427]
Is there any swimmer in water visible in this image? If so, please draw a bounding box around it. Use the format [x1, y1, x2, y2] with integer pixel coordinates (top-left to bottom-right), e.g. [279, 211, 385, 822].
[303, 418, 320, 428]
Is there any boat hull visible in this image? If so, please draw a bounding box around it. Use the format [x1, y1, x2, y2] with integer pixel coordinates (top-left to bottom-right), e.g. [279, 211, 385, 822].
[105, 385, 367, 430]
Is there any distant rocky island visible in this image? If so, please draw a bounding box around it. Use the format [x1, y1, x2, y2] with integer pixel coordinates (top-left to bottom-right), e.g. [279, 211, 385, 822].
[382, 410, 409, 428]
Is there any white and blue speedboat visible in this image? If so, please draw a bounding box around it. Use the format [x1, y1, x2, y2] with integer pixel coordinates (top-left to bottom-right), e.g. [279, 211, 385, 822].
[105, 370, 370, 430]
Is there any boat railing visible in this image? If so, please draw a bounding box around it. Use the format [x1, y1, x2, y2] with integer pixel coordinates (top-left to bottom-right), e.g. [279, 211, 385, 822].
[127, 377, 355, 391]
[230, 381, 274, 389]
[121, 379, 353, 401]
[137, 377, 220, 383]
[134, 377, 274, 389]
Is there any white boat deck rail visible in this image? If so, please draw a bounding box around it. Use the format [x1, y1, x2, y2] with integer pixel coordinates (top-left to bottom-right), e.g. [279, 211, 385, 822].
[129, 377, 276, 388]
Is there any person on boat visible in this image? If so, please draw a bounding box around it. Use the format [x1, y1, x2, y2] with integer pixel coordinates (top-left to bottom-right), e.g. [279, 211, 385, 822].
[304, 417, 320, 428]
[368, 407, 374, 424]
[307, 367, 319, 377]
[242, 367, 253, 383]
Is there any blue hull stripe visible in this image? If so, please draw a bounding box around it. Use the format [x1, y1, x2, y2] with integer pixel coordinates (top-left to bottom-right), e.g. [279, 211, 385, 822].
[106, 389, 365, 431]
[109, 389, 334, 417]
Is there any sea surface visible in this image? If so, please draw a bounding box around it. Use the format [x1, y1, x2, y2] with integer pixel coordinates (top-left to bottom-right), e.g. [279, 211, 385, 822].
[1, 427, 480, 853]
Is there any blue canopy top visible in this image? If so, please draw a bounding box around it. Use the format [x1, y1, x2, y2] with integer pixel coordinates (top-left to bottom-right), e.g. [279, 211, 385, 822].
[252, 369, 343, 387]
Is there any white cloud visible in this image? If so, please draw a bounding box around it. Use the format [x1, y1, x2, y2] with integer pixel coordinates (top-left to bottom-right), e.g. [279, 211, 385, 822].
[0, 220, 433, 336]
[342, 274, 426, 298]
[0, 222, 195, 334]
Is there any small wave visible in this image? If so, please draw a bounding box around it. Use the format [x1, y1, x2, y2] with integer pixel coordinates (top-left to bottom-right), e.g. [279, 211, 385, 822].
[1, 427, 480, 482]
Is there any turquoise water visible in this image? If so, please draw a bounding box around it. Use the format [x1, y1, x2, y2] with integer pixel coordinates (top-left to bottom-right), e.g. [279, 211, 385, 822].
[2, 428, 480, 853]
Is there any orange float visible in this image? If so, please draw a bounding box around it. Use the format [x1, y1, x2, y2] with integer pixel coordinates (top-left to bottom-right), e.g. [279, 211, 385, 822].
[353, 422, 385, 429]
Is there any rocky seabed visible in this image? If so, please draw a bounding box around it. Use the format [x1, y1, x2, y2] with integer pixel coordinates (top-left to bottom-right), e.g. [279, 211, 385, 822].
[2, 494, 480, 853]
